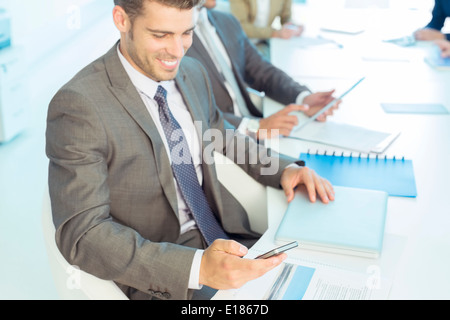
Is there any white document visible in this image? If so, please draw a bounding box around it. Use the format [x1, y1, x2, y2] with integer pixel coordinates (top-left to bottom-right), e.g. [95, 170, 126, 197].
[290, 118, 400, 154]
[212, 257, 392, 300]
[320, 24, 365, 35]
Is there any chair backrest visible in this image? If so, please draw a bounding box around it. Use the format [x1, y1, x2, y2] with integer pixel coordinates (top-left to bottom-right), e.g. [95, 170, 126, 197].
[41, 187, 128, 300]
[214, 152, 268, 234]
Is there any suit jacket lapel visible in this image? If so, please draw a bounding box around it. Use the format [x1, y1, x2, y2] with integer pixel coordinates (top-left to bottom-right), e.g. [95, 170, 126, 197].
[207, 11, 262, 117]
[191, 32, 229, 95]
[104, 43, 225, 222]
[104, 43, 179, 217]
[249, 0, 258, 20]
[175, 66, 207, 136]
[207, 11, 236, 73]
[269, 0, 280, 24]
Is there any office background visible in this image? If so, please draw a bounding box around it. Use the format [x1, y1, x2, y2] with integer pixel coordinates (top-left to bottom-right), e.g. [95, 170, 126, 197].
[0, 0, 441, 299]
[0, 0, 118, 299]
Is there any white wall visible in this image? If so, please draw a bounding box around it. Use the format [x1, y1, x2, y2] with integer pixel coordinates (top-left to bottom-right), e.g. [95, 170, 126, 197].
[0, 0, 114, 65]
[0, 0, 118, 121]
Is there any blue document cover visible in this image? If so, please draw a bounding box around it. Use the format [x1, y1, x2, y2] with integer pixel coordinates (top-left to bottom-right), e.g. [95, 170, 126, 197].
[300, 152, 417, 197]
[381, 103, 449, 115]
[275, 186, 388, 258]
[0, 9, 11, 50]
[425, 46, 450, 70]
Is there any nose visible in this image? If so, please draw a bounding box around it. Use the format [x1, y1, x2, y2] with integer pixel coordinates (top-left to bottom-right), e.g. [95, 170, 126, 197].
[167, 36, 186, 59]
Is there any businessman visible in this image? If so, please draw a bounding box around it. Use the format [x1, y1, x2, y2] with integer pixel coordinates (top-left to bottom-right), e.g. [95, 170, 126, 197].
[186, 0, 339, 141]
[414, 0, 450, 41]
[230, 0, 303, 40]
[229, 0, 303, 59]
[46, 0, 334, 300]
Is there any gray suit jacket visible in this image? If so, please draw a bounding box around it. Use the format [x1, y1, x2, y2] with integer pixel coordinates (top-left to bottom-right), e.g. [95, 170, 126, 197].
[46, 43, 295, 300]
[186, 9, 310, 127]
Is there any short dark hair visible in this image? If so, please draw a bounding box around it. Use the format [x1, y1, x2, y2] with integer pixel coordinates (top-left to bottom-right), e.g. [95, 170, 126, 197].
[114, 0, 204, 24]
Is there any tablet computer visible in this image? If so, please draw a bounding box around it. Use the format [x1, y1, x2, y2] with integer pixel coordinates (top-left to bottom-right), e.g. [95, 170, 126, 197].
[295, 77, 365, 131]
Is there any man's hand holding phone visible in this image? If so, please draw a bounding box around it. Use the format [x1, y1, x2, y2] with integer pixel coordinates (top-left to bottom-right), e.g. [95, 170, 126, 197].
[199, 240, 289, 290]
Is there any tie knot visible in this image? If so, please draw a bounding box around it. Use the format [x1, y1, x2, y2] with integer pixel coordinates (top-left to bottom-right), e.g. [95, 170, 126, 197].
[154, 85, 170, 121]
[154, 85, 168, 105]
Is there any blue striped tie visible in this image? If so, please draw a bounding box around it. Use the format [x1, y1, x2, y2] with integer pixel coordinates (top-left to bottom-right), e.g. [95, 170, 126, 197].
[154, 85, 229, 245]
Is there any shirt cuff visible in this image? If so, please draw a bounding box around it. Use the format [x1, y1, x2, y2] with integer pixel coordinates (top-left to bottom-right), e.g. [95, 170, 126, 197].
[236, 117, 250, 135]
[286, 160, 305, 169]
[188, 249, 204, 290]
[295, 90, 312, 105]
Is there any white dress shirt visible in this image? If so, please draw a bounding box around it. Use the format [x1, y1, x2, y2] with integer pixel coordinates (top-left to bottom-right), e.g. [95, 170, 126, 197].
[254, 0, 271, 29]
[196, 8, 247, 120]
[117, 46, 203, 290]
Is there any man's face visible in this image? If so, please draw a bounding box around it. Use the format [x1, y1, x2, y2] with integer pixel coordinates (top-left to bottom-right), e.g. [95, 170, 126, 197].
[119, 1, 198, 82]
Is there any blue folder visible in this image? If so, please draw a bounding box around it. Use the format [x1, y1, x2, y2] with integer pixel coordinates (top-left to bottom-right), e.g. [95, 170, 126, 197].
[424, 46, 450, 70]
[300, 152, 417, 197]
[381, 103, 449, 115]
[275, 186, 388, 258]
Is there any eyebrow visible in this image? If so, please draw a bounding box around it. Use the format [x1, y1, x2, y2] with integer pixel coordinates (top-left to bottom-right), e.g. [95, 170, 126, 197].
[146, 26, 196, 34]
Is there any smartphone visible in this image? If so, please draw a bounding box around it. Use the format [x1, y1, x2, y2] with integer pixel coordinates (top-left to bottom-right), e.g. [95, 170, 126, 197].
[255, 241, 298, 259]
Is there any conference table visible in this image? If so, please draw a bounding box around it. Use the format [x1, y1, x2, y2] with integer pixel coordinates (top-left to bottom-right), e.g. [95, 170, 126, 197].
[247, 3, 450, 300]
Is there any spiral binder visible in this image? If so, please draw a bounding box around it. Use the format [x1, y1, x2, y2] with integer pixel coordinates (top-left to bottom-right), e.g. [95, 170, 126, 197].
[305, 149, 407, 161]
[300, 150, 417, 197]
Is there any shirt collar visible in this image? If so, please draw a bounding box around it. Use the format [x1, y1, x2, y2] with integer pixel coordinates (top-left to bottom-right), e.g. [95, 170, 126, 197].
[197, 7, 211, 28]
[116, 43, 176, 100]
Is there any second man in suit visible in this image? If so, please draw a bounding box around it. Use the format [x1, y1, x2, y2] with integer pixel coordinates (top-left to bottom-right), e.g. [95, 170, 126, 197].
[230, 0, 303, 41]
[186, 0, 339, 141]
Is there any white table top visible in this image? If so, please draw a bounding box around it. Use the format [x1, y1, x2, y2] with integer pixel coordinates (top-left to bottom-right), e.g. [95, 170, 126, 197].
[258, 3, 450, 299]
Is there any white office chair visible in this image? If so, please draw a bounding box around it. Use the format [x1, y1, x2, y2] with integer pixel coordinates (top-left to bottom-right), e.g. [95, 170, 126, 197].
[41, 187, 128, 300]
[213, 152, 268, 235]
[42, 153, 267, 299]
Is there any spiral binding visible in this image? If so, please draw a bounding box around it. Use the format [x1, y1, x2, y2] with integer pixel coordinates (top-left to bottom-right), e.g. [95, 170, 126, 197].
[305, 149, 406, 161]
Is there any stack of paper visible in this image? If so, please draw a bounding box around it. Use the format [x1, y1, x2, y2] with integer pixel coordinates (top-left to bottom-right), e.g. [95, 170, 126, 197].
[290, 120, 400, 154]
[275, 186, 388, 258]
[381, 103, 449, 115]
[213, 259, 392, 300]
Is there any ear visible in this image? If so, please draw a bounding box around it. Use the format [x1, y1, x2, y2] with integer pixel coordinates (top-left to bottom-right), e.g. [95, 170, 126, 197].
[112, 5, 131, 33]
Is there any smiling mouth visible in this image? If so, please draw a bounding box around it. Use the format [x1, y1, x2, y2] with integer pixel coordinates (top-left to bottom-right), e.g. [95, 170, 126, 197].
[159, 59, 178, 69]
